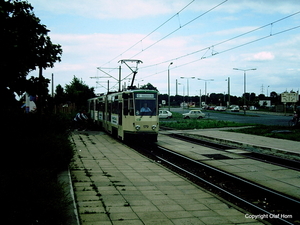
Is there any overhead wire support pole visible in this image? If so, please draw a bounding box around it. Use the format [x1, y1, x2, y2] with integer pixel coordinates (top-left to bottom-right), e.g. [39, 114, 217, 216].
[118, 59, 143, 88]
[91, 67, 120, 93]
[95, 67, 119, 81]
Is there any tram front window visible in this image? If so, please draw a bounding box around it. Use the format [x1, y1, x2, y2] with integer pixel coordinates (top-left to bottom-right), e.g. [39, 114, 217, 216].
[136, 100, 156, 116]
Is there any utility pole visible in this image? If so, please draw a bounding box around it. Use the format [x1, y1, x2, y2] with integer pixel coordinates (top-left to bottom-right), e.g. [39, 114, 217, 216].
[233, 68, 257, 115]
[168, 62, 173, 111]
[118, 59, 143, 88]
[52, 73, 54, 98]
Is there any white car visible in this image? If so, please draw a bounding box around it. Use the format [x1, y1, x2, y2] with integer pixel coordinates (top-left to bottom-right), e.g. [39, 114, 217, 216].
[183, 110, 205, 119]
[231, 106, 240, 112]
[159, 110, 172, 119]
[214, 106, 227, 111]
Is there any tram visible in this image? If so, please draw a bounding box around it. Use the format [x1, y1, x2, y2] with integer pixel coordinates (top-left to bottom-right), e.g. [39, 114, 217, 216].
[88, 89, 159, 142]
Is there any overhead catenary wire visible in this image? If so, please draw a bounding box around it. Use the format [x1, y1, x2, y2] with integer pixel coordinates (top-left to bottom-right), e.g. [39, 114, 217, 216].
[142, 24, 300, 80]
[141, 10, 300, 70]
[139, 11, 300, 79]
[100, 0, 196, 67]
[96, 5, 299, 92]
[97, 0, 228, 90]
[129, 0, 228, 59]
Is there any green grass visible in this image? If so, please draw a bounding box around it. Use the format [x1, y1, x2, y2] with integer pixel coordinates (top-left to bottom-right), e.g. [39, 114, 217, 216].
[160, 119, 251, 129]
[160, 112, 300, 142]
[160, 112, 252, 129]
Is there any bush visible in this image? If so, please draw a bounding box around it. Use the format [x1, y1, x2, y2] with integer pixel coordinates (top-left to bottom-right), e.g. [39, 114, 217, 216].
[2, 112, 74, 224]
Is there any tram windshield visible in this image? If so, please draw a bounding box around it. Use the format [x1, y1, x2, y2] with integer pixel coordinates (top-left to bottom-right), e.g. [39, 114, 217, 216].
[134, 93, 157, 116]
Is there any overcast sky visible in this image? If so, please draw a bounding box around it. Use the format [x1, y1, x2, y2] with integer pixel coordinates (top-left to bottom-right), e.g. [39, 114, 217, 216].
[28, 0, 300, 97]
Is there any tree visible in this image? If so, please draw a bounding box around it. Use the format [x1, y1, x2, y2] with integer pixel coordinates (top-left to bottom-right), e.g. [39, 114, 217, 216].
[64, 76, 95, 109]
[270, 91, 280, 105]
[140, 83, 158, 91]
[1, 0, 62, 109]
[54, 84, 66, 105]
[26, 76, 50, 97]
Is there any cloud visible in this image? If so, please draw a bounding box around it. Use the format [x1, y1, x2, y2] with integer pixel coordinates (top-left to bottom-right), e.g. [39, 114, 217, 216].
[30, 0, 299, 20]
[27, 0, 300, 96]
[244, 51, 275, 61]
[30, 0, 175, 19]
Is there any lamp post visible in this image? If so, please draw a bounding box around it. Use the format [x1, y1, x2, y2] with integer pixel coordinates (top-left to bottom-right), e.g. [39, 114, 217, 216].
[198, 78, 214, 105]
[178, 82, 185, 109]
[225, 77, 230, 107]
[233, 68, 256, 115]
[180, 77, 195, 106]
[168, 62, 173, 111]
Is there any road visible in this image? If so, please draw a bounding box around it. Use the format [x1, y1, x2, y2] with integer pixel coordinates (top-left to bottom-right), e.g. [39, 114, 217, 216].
[168, 108, 292, 126]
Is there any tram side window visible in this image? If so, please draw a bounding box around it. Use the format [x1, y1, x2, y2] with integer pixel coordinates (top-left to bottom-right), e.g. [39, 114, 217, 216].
[122, 93, 134, 116]
[108, 103, 111, 113]
[99, 102, 104, 112]
[123, 99, 128, 115]
[129, 98, 134, 116]
[90, 100, 94, 111]
[118, 102, 122, 125]
[112, 100, 119, 114]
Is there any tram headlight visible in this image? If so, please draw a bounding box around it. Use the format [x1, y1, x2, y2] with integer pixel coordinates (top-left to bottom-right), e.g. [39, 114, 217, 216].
[152, 125, 157, 130]
[135, 125, 141, 130]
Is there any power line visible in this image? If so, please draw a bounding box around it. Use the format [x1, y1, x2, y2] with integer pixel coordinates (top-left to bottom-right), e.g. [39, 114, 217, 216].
[141, 23, 300, 79]
[129, 0, 228, 59]
[139, 10, 300, 77]
[100, 0, 196, 67]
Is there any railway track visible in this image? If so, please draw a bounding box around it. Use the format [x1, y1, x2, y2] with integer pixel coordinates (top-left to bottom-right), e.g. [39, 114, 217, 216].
[128, 139, 300, 225]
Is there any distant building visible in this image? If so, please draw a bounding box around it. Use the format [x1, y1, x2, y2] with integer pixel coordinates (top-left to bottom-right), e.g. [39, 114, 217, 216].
[259, 100, 271, 107]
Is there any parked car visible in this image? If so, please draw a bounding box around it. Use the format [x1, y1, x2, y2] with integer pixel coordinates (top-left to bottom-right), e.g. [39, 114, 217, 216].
[182, 110, 205, 119]
[159, 110, 172, 119]
[249, 106, 258, 110]
[214, 106, 227, 111]
[231, 106, 240, 112]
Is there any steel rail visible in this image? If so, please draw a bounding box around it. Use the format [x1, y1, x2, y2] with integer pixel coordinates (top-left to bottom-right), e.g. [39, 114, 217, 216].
[155, 152, 294, 225]
[157, 145, 300, 205]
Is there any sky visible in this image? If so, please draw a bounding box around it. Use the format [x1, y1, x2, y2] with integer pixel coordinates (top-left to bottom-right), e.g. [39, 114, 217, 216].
[27, 0, 300, 98]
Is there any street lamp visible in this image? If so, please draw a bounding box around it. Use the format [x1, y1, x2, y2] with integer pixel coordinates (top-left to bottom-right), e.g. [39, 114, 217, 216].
[180, 76, 195, 95]
[180, 77, 195, 107]
[168, 62, 173, 111]
[198, 78, 214, 105]
[178, 82, 185, 108]
[225, 77, 230, 107]
[233, 68, 256, 115]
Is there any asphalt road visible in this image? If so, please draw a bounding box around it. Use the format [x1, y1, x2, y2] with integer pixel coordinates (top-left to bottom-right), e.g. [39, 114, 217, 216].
[168, 108, 293, 126]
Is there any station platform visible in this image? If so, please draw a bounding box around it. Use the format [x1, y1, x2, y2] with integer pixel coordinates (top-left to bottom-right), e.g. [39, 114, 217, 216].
[160, 127, 300, 161]
[158, 129, 300, 200]
[70, 131, 263, 225]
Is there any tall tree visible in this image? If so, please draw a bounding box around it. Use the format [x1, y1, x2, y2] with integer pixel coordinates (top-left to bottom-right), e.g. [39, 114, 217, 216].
[54, 84, 66, 105]
[1, 0, 62, 109]
[65, 76, 95, 109]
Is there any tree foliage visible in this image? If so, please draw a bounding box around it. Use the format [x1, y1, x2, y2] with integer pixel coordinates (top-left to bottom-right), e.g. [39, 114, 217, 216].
[64, 76, 95, 109]
[1, 0, 62, 104]
[139, 82, 158, 91]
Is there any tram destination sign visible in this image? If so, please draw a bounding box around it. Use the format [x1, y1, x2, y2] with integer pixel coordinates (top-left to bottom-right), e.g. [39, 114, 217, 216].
[136, 94, 155, 98]
[281, 92, 298, 103]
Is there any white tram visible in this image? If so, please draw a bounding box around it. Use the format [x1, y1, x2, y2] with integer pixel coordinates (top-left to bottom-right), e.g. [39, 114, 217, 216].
[88, 89, 159, 142]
